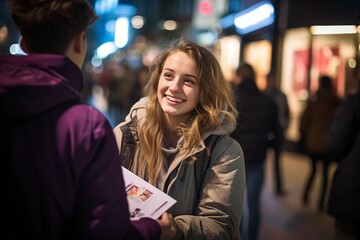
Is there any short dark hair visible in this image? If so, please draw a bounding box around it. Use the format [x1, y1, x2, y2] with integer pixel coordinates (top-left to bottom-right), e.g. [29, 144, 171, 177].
[9, 0, 98, 54]
[320, 75, 332, 88]
[236, 62, 255, 81]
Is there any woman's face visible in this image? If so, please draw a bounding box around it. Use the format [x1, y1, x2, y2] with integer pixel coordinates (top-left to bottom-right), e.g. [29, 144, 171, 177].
[157, 51, 199, 122]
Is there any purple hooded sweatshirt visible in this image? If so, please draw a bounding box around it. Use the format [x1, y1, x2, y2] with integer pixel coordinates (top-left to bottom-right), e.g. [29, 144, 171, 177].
[0, 54, 160, 240]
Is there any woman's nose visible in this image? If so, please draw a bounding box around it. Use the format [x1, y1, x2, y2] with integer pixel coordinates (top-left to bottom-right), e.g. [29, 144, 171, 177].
[169, 79, 181, 92]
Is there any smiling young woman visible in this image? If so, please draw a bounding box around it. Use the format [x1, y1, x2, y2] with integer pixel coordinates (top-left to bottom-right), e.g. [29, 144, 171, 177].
[114, 40, 246, 240]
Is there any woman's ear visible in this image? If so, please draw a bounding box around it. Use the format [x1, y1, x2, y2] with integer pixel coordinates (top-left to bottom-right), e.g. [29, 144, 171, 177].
[19, 36, 29, 54]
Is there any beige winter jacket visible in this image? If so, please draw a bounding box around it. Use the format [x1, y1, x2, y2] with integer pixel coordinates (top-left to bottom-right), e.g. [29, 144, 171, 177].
[114, 97, 246, 240]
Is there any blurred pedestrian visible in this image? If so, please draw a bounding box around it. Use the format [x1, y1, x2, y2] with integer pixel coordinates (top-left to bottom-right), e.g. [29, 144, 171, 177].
[106, 60, 135, 127]
[299, 75, 341, 211]
[231, 63, 279, 240]
[127, 64, 149, 108]
[114, 40, 246, 239]
[326, 75, 360, 240]
[264, 71, 290, 196]
[0, 0, 169, 239]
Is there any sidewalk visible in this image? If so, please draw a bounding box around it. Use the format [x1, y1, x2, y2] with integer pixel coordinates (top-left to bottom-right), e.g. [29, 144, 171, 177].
[259, 150, 337, 240]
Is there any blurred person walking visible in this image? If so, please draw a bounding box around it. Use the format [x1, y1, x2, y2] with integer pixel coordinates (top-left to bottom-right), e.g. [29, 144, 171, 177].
[299, 75, 341, 211]
[326, 75, 360, 240]
[264, 71, 290, 196]
[0, 0, 170, 239]
[127, 64, 150, 108]
[106, 60, 136, 127]
[231, 63, 279, 240]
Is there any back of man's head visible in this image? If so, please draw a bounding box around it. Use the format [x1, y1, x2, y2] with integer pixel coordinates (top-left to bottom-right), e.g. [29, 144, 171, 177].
[8, 0, 98, 54]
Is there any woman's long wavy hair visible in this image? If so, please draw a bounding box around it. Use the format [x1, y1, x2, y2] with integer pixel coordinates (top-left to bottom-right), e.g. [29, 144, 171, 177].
[134, 40, 237, 185]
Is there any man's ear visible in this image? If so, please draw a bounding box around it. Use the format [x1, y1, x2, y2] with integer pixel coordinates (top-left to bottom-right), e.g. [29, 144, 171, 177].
[19, 36, 29, 54]
[73, 31, 86, 53]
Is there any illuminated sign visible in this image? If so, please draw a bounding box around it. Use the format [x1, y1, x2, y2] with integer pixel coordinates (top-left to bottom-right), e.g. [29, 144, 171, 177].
[198, 0, 213, 15]
[234, 0, 274, 35]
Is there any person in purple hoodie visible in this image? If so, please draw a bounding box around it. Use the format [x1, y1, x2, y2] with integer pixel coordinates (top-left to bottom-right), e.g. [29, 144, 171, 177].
[0, 0, 171, 239]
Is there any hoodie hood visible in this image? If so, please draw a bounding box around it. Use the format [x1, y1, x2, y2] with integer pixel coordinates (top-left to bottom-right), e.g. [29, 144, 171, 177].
[0, 54, 83, 122]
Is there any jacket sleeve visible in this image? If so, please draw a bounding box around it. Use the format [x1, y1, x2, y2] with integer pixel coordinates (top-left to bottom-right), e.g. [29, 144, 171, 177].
[326, 95, 357, 161]
[71, 107, 160, 240]
[173, 137, 246, 240]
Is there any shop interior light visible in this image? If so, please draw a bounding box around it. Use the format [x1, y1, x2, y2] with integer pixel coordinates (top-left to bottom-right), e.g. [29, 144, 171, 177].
[234, 0, 274, 35]
[163, 20, 177, 30]
[131, 16, 145, 29]
[310, 25, 357, 35]
[157, 20, 177, 31]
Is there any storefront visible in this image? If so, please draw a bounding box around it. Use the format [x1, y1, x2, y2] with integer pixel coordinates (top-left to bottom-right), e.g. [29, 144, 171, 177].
[281, 26, 359, 140]
[217, 0, 275, 85]
[218, 0, 360, 142]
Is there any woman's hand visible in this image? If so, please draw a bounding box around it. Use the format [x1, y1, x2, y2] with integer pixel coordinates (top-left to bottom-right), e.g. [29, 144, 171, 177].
[157, 212, 177, 240]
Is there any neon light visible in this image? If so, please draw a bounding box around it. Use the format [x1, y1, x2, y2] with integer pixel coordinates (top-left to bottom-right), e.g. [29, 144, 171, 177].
[234, 1, 274, 35]
[114, 17, 129, 48]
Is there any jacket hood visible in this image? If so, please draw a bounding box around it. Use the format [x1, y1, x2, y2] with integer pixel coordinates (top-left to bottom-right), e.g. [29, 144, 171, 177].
[124, 97, 236, 138]
[0, 54, 83, 122]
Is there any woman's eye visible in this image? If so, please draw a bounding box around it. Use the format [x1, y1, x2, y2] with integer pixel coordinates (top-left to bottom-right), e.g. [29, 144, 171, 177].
[164, 72, 173, 78]
[184, 79, 195, 85]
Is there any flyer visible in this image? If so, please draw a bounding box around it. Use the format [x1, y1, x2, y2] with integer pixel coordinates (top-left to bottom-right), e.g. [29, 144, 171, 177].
[122, 166, 177, 220]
